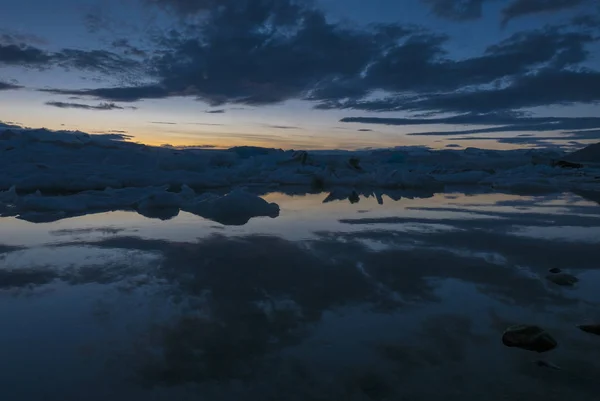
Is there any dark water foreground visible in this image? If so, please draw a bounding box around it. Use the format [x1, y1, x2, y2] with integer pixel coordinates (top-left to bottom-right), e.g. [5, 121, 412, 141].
[1, 190, 600, 401]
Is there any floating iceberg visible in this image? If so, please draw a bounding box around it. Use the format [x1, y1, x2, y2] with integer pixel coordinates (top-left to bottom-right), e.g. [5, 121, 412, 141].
[0, 126, 599, 222]
[2, 183, 280, 225]
[186, 189, 280, 225]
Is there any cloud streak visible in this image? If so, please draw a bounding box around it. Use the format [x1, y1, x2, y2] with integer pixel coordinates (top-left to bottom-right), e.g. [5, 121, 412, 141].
[342, 114, 600, 144]
[45, 101, 134, 110]
[0, 35, 143, 79]
[267, 125, 301, 130]
[502, 0, 590, 26]
[0, 81, 21, 90]
[450, 130, 600, 147]
[422, 0, 595, 25]
[342, 114, 600, 132]
[0, 43, 51, 66]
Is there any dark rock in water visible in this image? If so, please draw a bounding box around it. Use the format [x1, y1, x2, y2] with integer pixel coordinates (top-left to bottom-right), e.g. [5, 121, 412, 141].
[552, 160, 583, 169]
[546, 273, 578, 286]
[578, 324, 600, 336]
[548, 267, 562, 274]
[502, 325, 557, 353]
[535, 360, 561, 370]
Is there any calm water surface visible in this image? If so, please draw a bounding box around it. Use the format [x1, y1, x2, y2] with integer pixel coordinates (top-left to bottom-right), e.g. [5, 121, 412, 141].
[1, 190, 600, 401]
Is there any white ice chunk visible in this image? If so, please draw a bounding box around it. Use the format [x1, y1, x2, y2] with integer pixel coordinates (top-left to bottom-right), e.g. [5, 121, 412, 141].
[186, 189, 280, 225]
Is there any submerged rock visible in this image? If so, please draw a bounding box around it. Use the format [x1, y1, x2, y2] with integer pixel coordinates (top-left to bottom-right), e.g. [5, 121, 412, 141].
[502, 325, 557, 353]
[546, 273, 579, 286]
[578, 324, 600, 336]
[548, 267, 562, 274]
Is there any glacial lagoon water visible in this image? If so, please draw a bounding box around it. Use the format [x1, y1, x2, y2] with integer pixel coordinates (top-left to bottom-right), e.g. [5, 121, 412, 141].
[1, 189, 600, 401]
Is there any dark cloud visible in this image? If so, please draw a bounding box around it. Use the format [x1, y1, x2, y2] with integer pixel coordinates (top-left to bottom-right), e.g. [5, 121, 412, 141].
[404, 69, 600, 114]
[0, 32, 47, 46]
[502, 0, 590, 26]
[0, 43, 52, 66]
[451, 130, 600, 145]
[111, 39, 147, 57]
[342, 112, 534, 126]
[0, 81, 22, 90]
[342, 114, 600, 136]
[268, 125, 300, 130]
[343, 113, 600, 145]
[314, 24, 597, 112]
[422, 0, 488, 21]
[53, 49, 143, 76]
[40, 85, 169, 102]
[58, 16, 597, 112]
[53, 0, 411, 105]
[0, 24, 143, 79]
[451, 137, 583, 147]
[7, 0, 599, 124]
[423, 0, 594, 24]
[332, 66, 600, 114]
[151, 121, 178, 125]
[0, 38, 143, 81]
[155, 6, 400, 106]
[45, 101, 134, 111]
[205, 109, 225, 113]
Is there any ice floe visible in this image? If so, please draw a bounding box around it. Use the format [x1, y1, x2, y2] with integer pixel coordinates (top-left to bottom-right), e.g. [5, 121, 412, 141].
[1, 125, 599, 222]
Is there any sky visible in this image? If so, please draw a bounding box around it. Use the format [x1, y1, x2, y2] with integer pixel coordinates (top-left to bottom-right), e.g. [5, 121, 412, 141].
[1, 0, 600, 150]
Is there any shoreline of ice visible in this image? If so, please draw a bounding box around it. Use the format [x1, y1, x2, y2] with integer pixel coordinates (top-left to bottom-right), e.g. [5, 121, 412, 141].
[1, 126, 599, 223]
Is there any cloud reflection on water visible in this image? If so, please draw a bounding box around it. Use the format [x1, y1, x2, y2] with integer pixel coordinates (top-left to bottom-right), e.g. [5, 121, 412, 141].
[0, 191, 599, 400]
